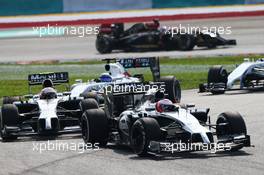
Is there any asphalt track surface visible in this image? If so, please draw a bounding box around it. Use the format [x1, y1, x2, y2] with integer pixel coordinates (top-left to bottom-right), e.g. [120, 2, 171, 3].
[0, 16, 264, 63]
[0, 89, 263, 175]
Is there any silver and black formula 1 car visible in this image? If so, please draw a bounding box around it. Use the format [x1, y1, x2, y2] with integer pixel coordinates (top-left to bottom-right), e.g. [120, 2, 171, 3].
[199, 58, 264, 94]
[71, 57, 181, 103]
[81, 84, 250, 156]
[96, 19, 236, 54]
[0, 72, 99, 141]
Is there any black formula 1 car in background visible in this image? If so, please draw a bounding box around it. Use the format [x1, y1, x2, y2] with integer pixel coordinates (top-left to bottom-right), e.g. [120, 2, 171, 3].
[96, 19, 236, 54]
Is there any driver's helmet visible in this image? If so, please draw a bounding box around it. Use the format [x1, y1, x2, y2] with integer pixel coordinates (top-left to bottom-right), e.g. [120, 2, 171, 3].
[40, 87, 57, 99]
[156, 99, 176, 113]
[42, 79, 54, 88]
[99, 73, 112, 82]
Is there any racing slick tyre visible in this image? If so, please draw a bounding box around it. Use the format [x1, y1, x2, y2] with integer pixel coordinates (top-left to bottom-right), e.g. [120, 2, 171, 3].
[2, 96, 20, 104]
[96, 35, 113, 54]
[159, 76, 181, 103]
[81, 109, 108, 147]
[80, 98, 99, 112]
[175, 34, 195, 51]
[208, 65, 228, 94]
[82, 92, 104, 104]
[130, 118, 161, 156]
[0, 104, 19, 141]
[216, 112, 247, 151]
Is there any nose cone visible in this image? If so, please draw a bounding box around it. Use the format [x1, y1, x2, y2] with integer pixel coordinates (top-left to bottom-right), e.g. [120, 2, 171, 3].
[38, 98, 60, 134]
[38, 118, 59, 134]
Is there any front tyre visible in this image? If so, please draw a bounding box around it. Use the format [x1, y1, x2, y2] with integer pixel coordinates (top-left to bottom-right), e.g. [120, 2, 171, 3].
[0, 104, 19, 141]
[216, 111, 247, 151]
[130, 118, 161, 156]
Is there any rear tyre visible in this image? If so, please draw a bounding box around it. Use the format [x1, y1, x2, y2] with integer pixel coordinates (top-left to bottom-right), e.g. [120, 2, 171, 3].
[208, 66, 228, 94]
[79, 98, 99, 127]
[130, 118, 161, 156]
[80, 98, 99, 112]
[81, 92, 104, 104]
[2, 96, 20, 104]
[96, 35, 113, 54]
[216, 112, 247, 151]
[0, 104, 19, 141]
[81, 109, 108, 147]
[159, 76, 181, 103]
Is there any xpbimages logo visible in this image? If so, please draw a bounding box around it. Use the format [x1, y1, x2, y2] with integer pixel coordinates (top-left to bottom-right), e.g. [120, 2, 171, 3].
[103, 83, 166, 94]
[32, 140, 100, 154]
[162, 24, 232, 37]
[32, 24, 99, 37]
[161, 141, 232, 154]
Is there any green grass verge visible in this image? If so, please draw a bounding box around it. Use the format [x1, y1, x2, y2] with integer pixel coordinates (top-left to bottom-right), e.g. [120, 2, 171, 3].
[0, 55, 263, 98]
[0, 72, 207, 98]
[4, 54, 262, 66]
[159, 55, 264, 65]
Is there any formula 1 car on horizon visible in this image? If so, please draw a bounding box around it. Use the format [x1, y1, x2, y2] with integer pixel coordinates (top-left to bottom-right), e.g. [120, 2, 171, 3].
[81, 84, 251, 156]
[96, 19, 236, 54]
[0, 72, 98, 141]
[199, 58, 264, 94]
[70, 57, 181, 103]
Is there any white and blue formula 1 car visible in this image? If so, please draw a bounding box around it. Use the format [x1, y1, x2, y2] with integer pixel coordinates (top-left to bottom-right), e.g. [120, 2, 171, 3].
[0, 72, 99, 141]
[199, 58, 264, 94]
[70, 57, 181, 103]
[81, 85, 251, 156]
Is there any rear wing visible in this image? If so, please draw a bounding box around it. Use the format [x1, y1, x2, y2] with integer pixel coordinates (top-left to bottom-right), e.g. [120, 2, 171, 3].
[28, 72, 69, 86]
[103, 57, 160, 81]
